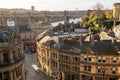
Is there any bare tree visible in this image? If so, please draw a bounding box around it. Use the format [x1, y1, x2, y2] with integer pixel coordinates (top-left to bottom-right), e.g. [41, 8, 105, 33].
[93, 2, 103, 11]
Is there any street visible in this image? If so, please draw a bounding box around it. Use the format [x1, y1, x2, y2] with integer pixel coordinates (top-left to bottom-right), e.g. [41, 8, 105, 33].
[25, 53, 51, 80]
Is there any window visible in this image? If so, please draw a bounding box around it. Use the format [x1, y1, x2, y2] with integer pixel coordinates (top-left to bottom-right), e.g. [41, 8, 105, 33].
[3, 53, 10, 63]
[66, 56, 70, 61]
[88, 56, 92, 61]
[18, 49, 21, 58]
[84, 65, 91, 72]
[112, 68, 116, 74]
[84, 65, 87, 71]
[98, 57, 102, 63]
[84, 55, 87, 61]
[74, 57, 79, 63]
[52, 61, 57, 68]
[13, 51, 17, 61]
[112, 71, 116, 74]
[97, 67, 101, 73]
[66, 56, 68, 60]
[88, 66, 91, 72]
[113, 57, 117, 64]
[103, 57, 106, 63]
[75, 67, 77, 72]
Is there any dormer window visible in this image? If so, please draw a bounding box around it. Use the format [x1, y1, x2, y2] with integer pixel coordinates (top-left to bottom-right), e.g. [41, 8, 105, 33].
[84, 55, 87, 61]
[113, 57, 117, 64]
[98, 57, 102, 63]
[88, 56, 92, 61]
[103, 57, 106, 63]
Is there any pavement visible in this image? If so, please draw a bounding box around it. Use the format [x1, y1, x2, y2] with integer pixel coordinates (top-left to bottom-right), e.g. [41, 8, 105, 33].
[25, 52, 51, 80]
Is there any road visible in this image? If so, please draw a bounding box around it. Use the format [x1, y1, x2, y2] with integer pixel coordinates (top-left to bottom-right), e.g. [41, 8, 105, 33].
[25, 53, 51, 80]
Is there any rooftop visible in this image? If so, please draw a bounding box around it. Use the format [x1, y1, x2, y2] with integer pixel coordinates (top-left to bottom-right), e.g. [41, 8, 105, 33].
[37, 23, 120, 54]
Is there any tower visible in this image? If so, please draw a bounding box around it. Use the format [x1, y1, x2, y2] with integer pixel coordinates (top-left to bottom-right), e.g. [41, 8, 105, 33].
[31, 6, 35, 11]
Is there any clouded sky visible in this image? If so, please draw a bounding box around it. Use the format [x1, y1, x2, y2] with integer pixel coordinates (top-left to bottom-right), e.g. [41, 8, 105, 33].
[0, 0, 120, 11]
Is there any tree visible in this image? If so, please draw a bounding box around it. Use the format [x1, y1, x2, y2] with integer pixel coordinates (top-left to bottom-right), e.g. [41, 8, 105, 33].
[81, 16, 89, 28]
[81, 2, 106, 34]
[93, 2, 103, 11]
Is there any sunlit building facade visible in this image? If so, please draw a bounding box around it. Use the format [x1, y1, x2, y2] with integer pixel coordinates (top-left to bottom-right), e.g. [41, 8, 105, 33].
[113, 3, 120, 20]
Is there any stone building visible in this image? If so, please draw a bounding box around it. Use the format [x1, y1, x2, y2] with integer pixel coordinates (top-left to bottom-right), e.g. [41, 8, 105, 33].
[36, 24, 120, 80]
[0, 29, 25, 80]
[113, 3, 120, 20]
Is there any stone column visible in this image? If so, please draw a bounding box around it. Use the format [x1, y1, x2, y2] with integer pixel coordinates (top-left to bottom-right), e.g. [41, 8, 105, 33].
[10, 53, 14, 63]
[62, 71, 65, 80]
[1, 53, 4, 64]
[14, 70, 16, 80]
[57, 72, 60, 80]
[21, 64, 25, 80]
[2, 72, 4, 80]
[10, 71, 13, 80]
[80, 74, 82, 80]
[92, 76, 95, 80]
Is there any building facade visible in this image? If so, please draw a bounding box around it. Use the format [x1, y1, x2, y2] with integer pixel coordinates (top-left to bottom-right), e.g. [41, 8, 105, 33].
[0, 31, 25, 80]
[36, 42, 120, 80]
[113, 3, 120, 20]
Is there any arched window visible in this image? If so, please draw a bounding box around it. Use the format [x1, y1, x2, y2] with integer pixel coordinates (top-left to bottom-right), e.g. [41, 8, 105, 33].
[113, 57, 117, 64]
[3, 53, 10, 63]
[103, 57, 106, 63]
[84, 55, 87, 61]
[98, 56, 102, 63]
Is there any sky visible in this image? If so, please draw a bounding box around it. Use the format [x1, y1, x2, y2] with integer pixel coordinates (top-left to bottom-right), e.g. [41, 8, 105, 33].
[0, 0, 120, 11]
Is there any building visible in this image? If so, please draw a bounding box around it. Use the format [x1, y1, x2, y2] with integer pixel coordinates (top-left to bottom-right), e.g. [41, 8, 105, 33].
[113, 3, 120, 20]
[0, 19, 25, 80]
[36, 23, 120, 80]
[114, 25, 120, 39]
[113, 3, 120, 27]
